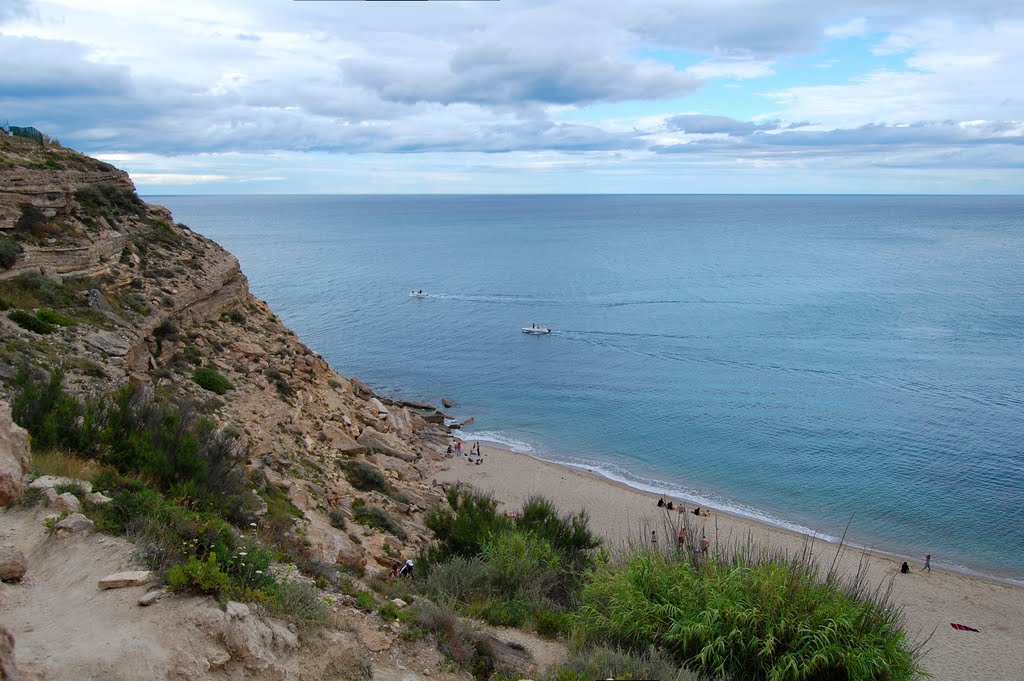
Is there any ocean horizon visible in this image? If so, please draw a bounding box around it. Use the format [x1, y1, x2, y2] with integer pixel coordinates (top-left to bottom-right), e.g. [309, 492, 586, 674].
[153, 194, 1024, 584]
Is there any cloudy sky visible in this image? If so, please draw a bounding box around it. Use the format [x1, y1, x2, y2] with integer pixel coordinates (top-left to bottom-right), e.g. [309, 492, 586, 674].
[2, 0, 1022, 193]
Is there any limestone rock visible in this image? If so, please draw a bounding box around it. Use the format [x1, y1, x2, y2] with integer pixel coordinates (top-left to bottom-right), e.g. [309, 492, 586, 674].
[84, 330, 131, 356]
[0, 625, 18, 681]
[98, 570, 153, 590]
[53, 513, 93, 534]
[368, 397, 389, 419]
[357, 427, 418, 462]
[350, 377, 373, 399]
[85, 491, 112, 506]
[0, 547, 27, 582]
[52, 492, 81, 514]
[390, 598, 408, 609]
[225, 601, 250, 620]
[28, 475, 92, 494]
[0, 402, 31, 506]
[441, 397, 454, 408]
[319, 424, 366, 456]
[138, 590, 165, 606]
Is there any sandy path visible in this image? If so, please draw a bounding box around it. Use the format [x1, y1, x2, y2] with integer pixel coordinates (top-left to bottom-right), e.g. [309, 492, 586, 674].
[433, 444, 1024, 681]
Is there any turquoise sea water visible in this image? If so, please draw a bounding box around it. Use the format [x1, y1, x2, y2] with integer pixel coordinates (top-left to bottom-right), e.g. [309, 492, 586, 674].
[153, 195, 1024, 583]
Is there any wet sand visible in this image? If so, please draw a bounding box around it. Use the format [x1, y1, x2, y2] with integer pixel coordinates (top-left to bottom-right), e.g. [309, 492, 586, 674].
[432, 442, 1024, 681]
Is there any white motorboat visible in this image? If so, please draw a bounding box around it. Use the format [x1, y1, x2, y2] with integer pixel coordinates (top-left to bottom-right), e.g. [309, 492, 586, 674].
[409, 290, 430, 298]
[522, 324, 551, 335]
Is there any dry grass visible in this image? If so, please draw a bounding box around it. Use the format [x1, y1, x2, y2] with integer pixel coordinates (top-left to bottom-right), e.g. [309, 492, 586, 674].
[31, 448, 110, 481]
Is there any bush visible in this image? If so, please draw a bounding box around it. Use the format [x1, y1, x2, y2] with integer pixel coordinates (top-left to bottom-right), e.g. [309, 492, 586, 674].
[422, 488, 510, 567]
[328, 507, 347, 530]
[574, 549, 922, 681]
[353, 504, 407, 540]
[345, 460, 390, 494]
[8, 309, 53, 334]
[264, 367, 292, 397]
[14, 204, 47, 234]
[154, 319, 179, 341]
[193, 368, 232, 394]
[36, 308, 76, 327]
[546, 645, 706, 681]
[0, 236, 22, 269]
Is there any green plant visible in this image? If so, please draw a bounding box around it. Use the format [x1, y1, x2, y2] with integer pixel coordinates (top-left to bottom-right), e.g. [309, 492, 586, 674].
[574, 548, 922, 681]
[36, 308, 76, 327]
[264, 367, 292, 397]
[353, 504, 407, 540]
[352, 590, 375, 612]
[14, 204, 47, 234]
[378, 601, 400, 620]
[0, 236, 22, 269]
[545, 645, 706, 681]
[192, 368, 232, 394]
[8, 310, 54, 334]
[328, 507, 347, 530]
[345, 460, 390, 494]
[183, 345, 202, 365]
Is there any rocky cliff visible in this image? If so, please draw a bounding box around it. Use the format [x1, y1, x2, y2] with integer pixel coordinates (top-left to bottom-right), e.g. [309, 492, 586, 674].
[0, 133, 533, 680]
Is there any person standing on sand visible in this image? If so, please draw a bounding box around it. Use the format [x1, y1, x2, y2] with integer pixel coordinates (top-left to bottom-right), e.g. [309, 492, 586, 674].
[676, 527, 687, 546]
[651, 530, 658, 549]
[922, 554, 931, 572]
[701, 535, 710, 555]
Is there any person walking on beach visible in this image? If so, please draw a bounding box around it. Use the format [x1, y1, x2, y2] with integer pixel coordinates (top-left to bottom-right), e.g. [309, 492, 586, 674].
[700, 534, 710, 555]
[676, 527, 687, 546]
[651, 530, 658, 549]
[922, 554, 931, 573]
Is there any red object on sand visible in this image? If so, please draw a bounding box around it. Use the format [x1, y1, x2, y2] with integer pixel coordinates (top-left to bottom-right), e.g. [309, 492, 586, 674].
[950, 623, 980, 632]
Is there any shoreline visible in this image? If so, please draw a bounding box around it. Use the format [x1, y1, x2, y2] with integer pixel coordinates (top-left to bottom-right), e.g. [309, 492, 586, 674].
[433, 439, 1024, 681]
[456, 431, 1022, 588]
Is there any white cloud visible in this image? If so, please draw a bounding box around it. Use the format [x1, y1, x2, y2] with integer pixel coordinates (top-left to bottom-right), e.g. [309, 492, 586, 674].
[825, 17, 869, 39]
[687, 58, 775, 80]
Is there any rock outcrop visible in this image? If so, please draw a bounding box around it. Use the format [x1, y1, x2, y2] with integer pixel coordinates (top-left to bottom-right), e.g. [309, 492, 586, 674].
[0, 403, 30, 506]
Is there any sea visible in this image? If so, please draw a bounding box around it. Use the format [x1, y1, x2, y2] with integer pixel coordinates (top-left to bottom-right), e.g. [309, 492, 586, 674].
[151, 195, 1024, 584]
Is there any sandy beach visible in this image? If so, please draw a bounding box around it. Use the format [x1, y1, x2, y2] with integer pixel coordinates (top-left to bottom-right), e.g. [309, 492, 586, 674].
[433, 442, 1024, 681]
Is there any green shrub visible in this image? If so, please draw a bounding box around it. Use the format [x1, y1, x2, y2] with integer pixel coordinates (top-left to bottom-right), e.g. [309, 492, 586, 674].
[0, 236, 22, 269]
[345, 460, 390, 494]
[575, 549, 921, 681]
[9, 309, 54, 334]
[353, 504, 407, 540]
[264, 579, 329, 626]
[264, 367, 292, 397]
[328, 507, 347, 530]
[14, 204, 47, 234]
[193, 368, 232, 394]
[420, 555, 490, 605]
[183, 345, 202, 365]
[154, 319, 179, 340]
[546, 645, 706, 681]
[378, 601, 400, 621]
[422, 488, 510, 567]
[166, 554, 232, 595]
[36, 308, 76, 327]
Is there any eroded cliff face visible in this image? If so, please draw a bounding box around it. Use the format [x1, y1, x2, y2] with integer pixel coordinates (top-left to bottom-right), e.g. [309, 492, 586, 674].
[0, 134, 500, 680]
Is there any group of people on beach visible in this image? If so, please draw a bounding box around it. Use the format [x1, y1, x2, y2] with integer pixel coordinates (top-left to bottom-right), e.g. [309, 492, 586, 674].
[657, 497, 710, 517]
[446, 440, 483, 464]
[899, 554, 932, 574]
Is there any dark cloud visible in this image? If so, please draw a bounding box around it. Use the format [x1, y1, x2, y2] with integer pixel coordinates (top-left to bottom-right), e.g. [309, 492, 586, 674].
[666, 115, 796, 136]
[651, 121, 1024, 163]
[0, 37, 132, 98]
[0, 0, 32, 24]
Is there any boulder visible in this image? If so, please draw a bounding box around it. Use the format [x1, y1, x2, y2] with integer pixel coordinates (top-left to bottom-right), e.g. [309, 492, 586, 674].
[318, 424, 366, 456]
[350, 377, 373, 400]
[84, 330, 131, 356]
[390, 598, 408, 609]
[0, 403, 31, 506]
[232, 341, 264, 357]
[53, 513, 93, 534]
[441, 397, 454, 409]
[0, 625, 18, 681]
[98, 570, 153, 590]
[137, 590, 164, 606]
[357, 427, 418, 462]
[0, 547, 27, 582]
[84, 492, 112, 506]
[28, 475, 92, 494]
[367, 397, 389, 419]
[52, 492, 81, 514]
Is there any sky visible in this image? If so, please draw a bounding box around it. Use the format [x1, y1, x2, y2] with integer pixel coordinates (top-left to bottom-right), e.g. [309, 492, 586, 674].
[1, 0, 1022, 194]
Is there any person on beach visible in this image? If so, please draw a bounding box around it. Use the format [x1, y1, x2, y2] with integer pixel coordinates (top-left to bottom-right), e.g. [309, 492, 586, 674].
[651, 530, 658, 549]
[657, 498, 665, 507]
[455, 441, 462, 456]
[922, 554, 931, 573]
[900, 561, 910, 574]
[666, 501, 674, 510]
[693, 506, 701, 516]
[446, 444, 453, 457]
[701, 535, 710, 555]
[676, 527, 687, 546]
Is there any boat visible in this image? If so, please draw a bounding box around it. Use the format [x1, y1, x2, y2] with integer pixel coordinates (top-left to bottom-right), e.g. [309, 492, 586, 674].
[522, 324, 551, 335]
[409, 290, 429, 298]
